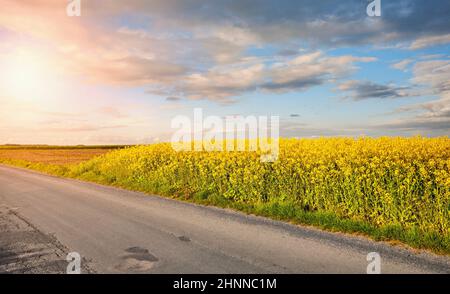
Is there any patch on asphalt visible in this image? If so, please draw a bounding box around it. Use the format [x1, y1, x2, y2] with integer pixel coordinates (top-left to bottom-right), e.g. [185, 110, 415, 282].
[114, 246, 159, 272]
[178, 235, 191, 242]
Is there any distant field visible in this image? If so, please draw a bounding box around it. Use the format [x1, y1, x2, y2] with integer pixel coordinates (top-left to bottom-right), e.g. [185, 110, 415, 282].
[0, 149, 116, 165]
[0, 145, 129, 165]
[0, 145, 129, 150]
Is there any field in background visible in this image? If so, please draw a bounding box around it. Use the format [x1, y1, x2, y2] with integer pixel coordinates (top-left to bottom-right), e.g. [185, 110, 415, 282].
[0, 138, 449, 254]
[0, 149, 115, 165]
[0, 145, 128, 165]
[0, 145, 128, 150]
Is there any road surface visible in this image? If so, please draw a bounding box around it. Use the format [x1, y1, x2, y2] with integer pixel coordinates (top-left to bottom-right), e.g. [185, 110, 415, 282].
[0, 164, 449, 273]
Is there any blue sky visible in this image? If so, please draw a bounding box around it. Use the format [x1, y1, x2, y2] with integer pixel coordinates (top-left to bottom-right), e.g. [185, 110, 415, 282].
[0, 0, 449, 144]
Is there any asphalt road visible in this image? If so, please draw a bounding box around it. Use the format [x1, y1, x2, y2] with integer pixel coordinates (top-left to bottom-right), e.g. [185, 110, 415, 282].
[0, 164, 449, 274]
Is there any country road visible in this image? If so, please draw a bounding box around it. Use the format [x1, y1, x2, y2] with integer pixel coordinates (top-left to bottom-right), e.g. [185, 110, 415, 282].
[0, 164, 449, 274]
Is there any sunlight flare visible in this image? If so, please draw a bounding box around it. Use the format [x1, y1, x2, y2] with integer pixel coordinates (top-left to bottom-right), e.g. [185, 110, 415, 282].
[1, 51, 56, 101]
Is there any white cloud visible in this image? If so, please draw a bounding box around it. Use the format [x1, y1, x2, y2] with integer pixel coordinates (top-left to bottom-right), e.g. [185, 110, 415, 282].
[412, 59, 450, 95]
[262, 53, 376, 93]
[383, 57, 450, 131]
[148, 51, 376, 102]
[391, 59, 413, 71]
[181, 63, 265, 102]
[409, 34, 450, 50]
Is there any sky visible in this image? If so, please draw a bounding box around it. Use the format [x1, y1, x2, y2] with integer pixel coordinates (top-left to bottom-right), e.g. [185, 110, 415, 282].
[0, 0, 449, 145]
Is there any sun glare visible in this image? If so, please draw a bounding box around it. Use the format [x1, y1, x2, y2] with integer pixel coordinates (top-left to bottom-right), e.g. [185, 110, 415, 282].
[1, 52, 54, 101]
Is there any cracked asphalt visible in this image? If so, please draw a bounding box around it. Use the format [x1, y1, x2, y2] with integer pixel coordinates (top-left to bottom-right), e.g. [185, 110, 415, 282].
[0, 206, 92, 273]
